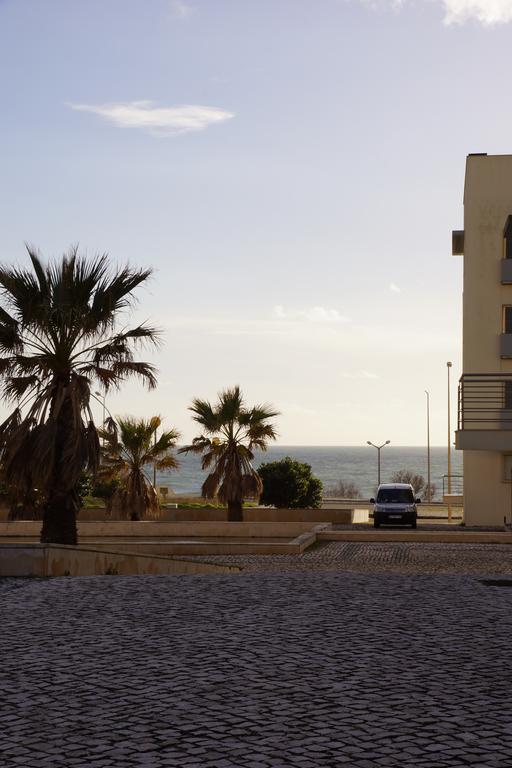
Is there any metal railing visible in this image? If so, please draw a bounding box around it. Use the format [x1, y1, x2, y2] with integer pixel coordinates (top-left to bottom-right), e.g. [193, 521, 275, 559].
[443, 474, 463, 496]
[458, 373, 512, 430]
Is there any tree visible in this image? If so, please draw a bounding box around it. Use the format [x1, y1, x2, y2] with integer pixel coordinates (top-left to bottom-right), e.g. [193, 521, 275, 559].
[91, 477, 121, 516]
[99, 416, 179, 520]
[389, 469, 436, 501]
[179, 386, 279, 521]
[259, 457, 323, 509]
[324, 479, 362, 499]
[0, 247, 158, 544]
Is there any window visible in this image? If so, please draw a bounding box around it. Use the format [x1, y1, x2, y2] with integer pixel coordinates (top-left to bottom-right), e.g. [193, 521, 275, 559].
[376, 488, 414, 504]
[503, 306, 512, 333]
[505, 217, 512, 259]
[504, 455, 512, 482]
[505, 382, 512, 410]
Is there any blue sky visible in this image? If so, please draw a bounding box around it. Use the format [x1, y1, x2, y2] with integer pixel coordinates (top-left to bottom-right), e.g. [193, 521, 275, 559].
[1, 0, 512, 444]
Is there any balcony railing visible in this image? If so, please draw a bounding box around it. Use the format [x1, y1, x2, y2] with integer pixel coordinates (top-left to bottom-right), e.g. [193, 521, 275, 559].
[458, 373, 512, 431]
[442, 474, 463, 496]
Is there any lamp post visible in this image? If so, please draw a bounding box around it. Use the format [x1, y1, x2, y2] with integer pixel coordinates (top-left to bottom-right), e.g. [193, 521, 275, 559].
[366, 440, 391, 487]
[447, 362, 453, 522]
[153, 428, 157, 489]
[425, 390, 431, 503]
[94, 390, 107, 446]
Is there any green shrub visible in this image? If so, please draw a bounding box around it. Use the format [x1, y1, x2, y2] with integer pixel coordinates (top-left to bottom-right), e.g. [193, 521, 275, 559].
[91, 478, 120, 500]
[258, 456, 322, 509]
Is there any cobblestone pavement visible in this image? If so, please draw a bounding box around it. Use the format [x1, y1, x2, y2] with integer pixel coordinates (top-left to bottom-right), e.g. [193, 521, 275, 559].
[185, 541, 512, 575]
[3, 555, 512, 766]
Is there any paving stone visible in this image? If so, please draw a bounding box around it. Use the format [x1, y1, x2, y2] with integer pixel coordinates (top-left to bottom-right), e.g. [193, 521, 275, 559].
[2, 561, 512, 766]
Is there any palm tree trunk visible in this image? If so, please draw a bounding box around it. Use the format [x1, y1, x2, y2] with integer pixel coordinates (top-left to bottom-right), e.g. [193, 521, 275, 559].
[40, 394, 80, 545]
[227, 500, 243, 522]
[40, 490, 79, 545]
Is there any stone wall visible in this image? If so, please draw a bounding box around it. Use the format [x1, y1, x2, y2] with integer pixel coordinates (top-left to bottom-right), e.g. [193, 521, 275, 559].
[0, 543, 240, 577]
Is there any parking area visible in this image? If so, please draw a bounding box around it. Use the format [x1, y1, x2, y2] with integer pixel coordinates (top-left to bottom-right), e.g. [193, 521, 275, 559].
[2, 544, 512, 767]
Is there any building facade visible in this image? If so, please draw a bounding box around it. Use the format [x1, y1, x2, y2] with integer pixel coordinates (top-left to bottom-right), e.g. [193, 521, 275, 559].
[455, 154, 512, 526]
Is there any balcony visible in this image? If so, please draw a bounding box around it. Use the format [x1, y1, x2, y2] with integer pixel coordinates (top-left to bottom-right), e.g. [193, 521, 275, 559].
[442, 474, 463, 506]
[456, 374, 512, 451]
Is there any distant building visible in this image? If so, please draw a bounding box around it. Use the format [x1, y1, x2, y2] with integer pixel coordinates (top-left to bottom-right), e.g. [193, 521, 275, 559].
[454, 153, 512, 526]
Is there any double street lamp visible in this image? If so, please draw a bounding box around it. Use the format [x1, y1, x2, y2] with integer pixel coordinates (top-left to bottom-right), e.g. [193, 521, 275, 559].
[366, 440, 391, 486]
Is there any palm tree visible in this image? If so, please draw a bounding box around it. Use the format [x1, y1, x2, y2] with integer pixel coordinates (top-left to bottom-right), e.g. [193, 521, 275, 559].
[99, 415, 179, 520]
[0, 246, 159, 544]
[179, 386, 279, 521]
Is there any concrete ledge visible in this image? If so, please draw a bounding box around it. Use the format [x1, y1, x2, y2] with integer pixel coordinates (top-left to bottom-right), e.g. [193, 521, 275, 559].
[0, 544, 241, 577]
[456, 428, 512, 451]
[78, 508, 367, 524]
[443, 494, 463, 506]
[318, 530, 512, 544]
[243, 508, 368, 524]
[0, 520, 329, 538]
[0, 523, 332, 557]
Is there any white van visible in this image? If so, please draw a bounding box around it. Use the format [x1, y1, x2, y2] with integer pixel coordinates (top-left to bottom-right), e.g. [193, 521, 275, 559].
[370, 483, 420, 529]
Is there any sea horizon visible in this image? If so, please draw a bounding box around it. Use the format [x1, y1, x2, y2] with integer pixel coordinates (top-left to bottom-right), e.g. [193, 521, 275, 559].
[158, 445, 462, 499]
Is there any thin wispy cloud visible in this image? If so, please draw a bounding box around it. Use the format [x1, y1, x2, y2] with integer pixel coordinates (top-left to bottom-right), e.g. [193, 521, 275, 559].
[357, 0, 512, 25]
[169, 0, 194, 18]
[157, 311, 459, 353]
[341, 370, 379, 379]
[443, 0, 512, 24]
[389, 282, 401, 293]
[273, 305, 350, 323]
[68, 101, 234, 137]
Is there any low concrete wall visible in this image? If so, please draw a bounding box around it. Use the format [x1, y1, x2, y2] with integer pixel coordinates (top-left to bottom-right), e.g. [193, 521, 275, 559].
[78, 507, 367, 523]
[78, 508, 230, 522]
[0, 520, 328, 539]
[71, 526, 328, 556]
[443, 494, 464, 506]
[318, 530, 512, 544]
[0, 544, 240, 577]
[242, 508, 368, 524]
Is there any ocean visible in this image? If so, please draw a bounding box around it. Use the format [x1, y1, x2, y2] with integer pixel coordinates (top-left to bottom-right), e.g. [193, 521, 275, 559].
[155, 446, 463, 500]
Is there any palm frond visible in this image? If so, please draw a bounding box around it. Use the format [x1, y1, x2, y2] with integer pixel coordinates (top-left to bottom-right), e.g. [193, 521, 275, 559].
[184, 387, 278, 507]
[112, 361, 158, 389]
[0, 248, 159, 539]
[188, 398, 219, 431]
[2, 375, 39, 403]
[155, 455, 179, 471]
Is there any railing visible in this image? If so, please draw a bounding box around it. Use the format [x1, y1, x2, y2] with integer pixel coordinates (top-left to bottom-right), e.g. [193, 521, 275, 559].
[458, 373, 512, 430]
[443, 474, 463, 496]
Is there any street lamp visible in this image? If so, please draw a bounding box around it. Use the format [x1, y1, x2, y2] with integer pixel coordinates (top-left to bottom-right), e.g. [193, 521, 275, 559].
[94, 389, 107, 444]
[366, 440, 391, 486]
[153, 426, 157, 489]
[425, 390, 431, 502]
[447, 362, 453, 522]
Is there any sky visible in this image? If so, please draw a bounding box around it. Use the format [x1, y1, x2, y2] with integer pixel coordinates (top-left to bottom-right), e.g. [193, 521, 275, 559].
[1, 0, 512, 445]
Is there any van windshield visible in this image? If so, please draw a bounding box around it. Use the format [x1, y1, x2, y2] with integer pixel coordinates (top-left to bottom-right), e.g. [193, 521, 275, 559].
[377, 488, 415, 504]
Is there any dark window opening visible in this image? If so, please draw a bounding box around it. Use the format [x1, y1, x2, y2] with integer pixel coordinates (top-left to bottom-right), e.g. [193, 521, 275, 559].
[504, 306, 512, 333]
[376, 488, 414, 504]
[504, 383, 512, 410]
[505, 217, 512, 259]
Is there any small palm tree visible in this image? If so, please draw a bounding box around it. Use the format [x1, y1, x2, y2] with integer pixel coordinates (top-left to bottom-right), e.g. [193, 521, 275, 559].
[179, 386, 279, 521]
[99, 416, 180, 520]
[0, 246, 159, 544]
